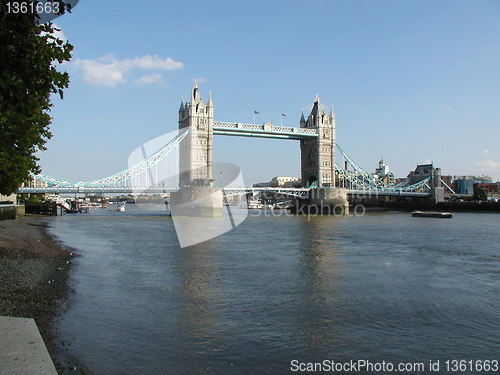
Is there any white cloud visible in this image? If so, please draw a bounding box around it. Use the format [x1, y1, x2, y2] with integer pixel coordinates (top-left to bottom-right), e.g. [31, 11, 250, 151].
[467, 158, 500, 181]
[73, 58, 126, 87]
[194, 77, 210, 83]
[134, 73, 164, 85]
[483, 149, 490, 154]
[122, 56, 183, 71]
[72, 54, 183, 87]
[475, 158, 500, 170]
[444, 106, 453, 111]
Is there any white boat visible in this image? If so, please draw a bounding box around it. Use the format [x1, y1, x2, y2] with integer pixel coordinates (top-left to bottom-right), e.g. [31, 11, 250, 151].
[247, 200, 263, 209]
[117, 203, 126, 212]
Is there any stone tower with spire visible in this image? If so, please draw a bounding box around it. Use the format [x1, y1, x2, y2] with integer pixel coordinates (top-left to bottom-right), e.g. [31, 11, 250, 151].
[299, 95, 336, 188]
[178, 81, 214, 187]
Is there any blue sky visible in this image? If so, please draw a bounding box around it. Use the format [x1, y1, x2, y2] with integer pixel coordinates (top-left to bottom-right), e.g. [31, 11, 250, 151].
[41, 0, 500, 184]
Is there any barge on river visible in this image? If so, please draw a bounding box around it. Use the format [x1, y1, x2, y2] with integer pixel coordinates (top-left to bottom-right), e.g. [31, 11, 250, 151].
[411, 210, 453, 218]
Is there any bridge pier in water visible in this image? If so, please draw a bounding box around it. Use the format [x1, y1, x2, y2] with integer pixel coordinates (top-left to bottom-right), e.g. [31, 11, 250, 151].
[170, 186, 223, 218]
[292, 187, 349, 215]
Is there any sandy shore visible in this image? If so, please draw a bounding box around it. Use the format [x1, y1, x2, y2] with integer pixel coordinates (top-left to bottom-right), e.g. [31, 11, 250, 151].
[0, 216, 82, 374]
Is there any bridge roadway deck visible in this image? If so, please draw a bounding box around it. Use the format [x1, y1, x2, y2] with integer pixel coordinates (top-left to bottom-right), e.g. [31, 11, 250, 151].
[18, 186, 430, 197]
[213, 122, 318, 140]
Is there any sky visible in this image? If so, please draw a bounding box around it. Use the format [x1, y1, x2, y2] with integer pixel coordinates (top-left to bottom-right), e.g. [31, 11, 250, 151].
[40, 0, 500, 184]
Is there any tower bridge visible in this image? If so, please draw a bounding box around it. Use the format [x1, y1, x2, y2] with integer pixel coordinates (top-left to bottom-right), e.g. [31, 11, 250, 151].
[19, 82, 445, 211]
[177, 82, 337, 190]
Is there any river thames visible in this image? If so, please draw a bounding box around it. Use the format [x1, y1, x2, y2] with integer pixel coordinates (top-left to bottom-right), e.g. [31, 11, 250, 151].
[47, 207, 500, 374]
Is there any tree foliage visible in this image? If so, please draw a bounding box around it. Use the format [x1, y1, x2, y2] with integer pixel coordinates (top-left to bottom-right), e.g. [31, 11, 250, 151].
[473, 185, 488, 201]
[0, 2, 73, 195]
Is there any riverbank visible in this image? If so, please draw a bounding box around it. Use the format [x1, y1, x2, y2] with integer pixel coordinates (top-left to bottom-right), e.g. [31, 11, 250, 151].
[348, 200, 500, 212]
[0, 216, 79, 374]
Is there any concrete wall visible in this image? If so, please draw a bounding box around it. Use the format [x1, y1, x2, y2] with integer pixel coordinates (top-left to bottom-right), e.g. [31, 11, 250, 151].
[0, 205, 16, 221]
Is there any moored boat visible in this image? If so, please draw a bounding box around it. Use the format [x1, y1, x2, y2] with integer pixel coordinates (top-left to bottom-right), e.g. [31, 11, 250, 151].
[411, 210, 453, 218]
[246, 200, 263, 209]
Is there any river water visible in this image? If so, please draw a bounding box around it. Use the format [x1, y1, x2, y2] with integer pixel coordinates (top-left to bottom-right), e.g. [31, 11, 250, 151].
[47, 206, 500, 374]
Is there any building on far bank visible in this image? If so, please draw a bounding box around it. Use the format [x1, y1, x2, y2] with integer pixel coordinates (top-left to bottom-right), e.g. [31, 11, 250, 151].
[474, 182, 500, 200]
[270, 176, 301, 187]
[0, 193, 16, 204]
[373, 158, 395, 184]
[22, 177, 48, 188]
[453, 175, 491, 183]
[253, 176, 301, 188]
[452, 175, 492, 195]
[407, 163, 433, 182]
[2, 177, 49, 204]
[439, 175, 454, 191]
[454, 179, 474, 195]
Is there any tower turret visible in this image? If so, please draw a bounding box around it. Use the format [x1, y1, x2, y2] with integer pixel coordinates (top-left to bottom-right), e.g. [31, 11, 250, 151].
[329, 105, 335, 123]
[299, 110, 306, 127]
[178, 97, 185, 121]
[178, 82, 214, 187]
[300, 95, 335, 187]
[207, 90, 213, 118]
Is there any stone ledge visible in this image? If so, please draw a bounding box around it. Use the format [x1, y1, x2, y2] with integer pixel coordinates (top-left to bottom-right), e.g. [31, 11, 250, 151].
[0, 316, 57, 375]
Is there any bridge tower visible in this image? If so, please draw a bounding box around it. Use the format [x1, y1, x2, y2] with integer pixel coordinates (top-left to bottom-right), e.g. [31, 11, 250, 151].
[178, 81, 214, 187]
[299, 95, 336, 188]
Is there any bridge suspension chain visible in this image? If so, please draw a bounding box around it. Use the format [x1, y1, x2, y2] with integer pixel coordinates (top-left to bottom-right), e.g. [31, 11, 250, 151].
[33, 130, 189, 187]
[335, 143, 388, 190]
[334, 143, 432, 193]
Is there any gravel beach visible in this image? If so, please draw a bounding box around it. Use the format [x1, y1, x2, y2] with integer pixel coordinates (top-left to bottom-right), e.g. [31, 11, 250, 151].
[0, 216, 77, 374]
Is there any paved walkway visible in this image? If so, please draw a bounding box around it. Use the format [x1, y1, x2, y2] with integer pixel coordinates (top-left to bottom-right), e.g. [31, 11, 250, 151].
[0, 316, 57, 375]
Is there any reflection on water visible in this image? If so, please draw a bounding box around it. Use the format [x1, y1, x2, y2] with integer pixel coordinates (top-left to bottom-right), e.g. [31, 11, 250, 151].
[171, 240, 226, 374]
[48, 207, 500, 374]
[294, 216, 343, 355]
